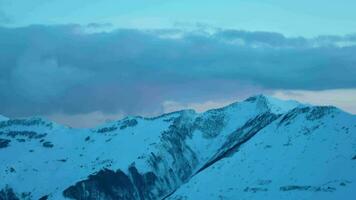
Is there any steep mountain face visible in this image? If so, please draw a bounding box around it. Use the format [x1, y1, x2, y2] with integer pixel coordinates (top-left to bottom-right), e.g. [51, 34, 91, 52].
[168, 106, 356, 200]
[0, 95, 355, 200]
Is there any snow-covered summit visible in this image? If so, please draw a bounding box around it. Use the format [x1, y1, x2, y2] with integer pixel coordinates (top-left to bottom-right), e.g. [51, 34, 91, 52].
[243, 94, 302, 114]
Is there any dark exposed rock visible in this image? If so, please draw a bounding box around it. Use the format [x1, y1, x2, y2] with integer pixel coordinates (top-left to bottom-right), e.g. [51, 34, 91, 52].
[16, 139, 25, 143]
[63, 169, 139, 200]
[0, 118, 52, 129]
[159, 113, 199, 181]
[9, 167, 15, 173]
[97, 126, 118, 133]
[244, 95, 268, 107]
[306, 106, 336, 121]
[195, 109, 226, 138]
[145, 110, 194, 121]
[120, 119, 138, 130]
[20, 192, 32, 199]
[0, 186, 20, 200]
[141, 113, 201, 199]
[300, 125, 320, 135]
[244, 187, 268, 193]
[257, 180, 272, 185]
[280, 185, 312, 191]
[280, 185, 336, 192]
[278, 107, 311, 126]
[42, 141, 54, 148]
[0, 138, 10, 149]
[244, 95, 262, 102]
[39, 195, 49, 200]
[196, 112, 279, 174]
[0, 131, 47, 140]
[129, 165, 158, 200]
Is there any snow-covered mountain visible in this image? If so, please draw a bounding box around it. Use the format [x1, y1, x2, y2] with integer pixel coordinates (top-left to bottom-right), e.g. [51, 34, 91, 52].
[0, 95, 355, 200]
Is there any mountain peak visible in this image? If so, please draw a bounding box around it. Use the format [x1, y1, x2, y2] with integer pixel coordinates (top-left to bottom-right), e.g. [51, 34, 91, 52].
[244, 94, 269, 102]
[243, 94, 302, 114]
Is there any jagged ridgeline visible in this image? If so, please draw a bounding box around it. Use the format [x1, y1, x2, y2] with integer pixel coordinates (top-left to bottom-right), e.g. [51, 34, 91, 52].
[0, 95, 355, 200]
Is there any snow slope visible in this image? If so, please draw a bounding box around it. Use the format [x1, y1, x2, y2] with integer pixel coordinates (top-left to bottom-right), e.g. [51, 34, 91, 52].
[0, 95, 355, 200]
[0, 115, 8, 121]
[168, 106, 356, 200]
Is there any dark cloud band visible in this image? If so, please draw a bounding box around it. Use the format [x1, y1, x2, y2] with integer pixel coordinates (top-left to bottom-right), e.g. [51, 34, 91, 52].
[0, 25, 355, 118]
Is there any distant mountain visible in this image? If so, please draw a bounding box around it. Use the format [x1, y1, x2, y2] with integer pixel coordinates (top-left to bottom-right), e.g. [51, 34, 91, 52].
[0, 95, 355, 200]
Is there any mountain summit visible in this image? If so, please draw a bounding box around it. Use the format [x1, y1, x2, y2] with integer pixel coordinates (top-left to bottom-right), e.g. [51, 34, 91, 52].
[0, 96, 355, 200]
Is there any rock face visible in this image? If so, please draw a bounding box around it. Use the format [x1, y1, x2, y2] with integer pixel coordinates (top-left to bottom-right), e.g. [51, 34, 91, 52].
[0, 95, 355, 200]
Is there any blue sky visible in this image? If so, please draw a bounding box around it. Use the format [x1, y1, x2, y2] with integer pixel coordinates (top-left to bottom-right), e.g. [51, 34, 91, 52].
[0, 1, 355, 127]
[1, 0, 356, 37]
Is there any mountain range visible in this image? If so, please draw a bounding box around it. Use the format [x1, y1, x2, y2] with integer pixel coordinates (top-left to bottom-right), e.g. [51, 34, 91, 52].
[0, 95, 355, 200]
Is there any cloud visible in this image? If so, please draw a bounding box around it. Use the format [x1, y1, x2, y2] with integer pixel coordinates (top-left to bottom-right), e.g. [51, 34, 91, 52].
[272, 89, 356, 114]
[48, 111, 124, 128]
[162, 99, 237, 113]
[0, 24, 355, 126]
[13, 54, 92, 101]
[86, 22, 113, 29]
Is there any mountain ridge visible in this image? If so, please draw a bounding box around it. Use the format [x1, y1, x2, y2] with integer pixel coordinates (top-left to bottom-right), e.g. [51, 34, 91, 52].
[0, 95, 355, 200]
[0, 95, 349, 129]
